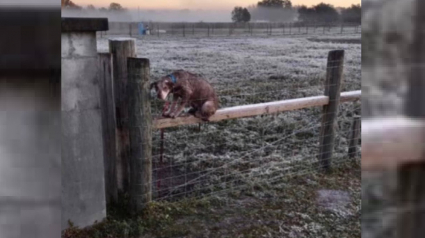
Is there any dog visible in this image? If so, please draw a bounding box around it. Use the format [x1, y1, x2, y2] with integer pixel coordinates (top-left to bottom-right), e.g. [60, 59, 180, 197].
[150, 70, 219, 121]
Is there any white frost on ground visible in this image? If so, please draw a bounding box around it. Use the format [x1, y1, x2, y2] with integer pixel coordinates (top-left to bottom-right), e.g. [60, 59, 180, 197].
[97, 32, 361, 237]
[97, 34, 360, 93]
[316, 189, 353, 218]
[96, 34, 361, 190]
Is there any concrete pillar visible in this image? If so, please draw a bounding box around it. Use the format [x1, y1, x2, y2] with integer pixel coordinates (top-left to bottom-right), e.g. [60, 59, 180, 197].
[61, 18, 108, 230]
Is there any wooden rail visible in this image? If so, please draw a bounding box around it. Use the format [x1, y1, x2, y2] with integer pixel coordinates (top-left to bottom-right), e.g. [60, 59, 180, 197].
[153, 90, 361, 129]
[362, 117, 425, 170]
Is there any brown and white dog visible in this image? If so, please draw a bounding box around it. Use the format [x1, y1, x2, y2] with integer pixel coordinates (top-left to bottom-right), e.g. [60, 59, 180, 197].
[150, 70, 219, 121]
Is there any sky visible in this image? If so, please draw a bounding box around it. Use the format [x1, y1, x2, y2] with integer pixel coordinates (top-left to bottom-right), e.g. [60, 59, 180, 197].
[72, 0, 361, 10]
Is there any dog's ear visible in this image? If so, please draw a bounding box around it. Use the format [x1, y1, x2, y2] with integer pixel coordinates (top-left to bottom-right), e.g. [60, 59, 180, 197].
[150, 82, 157, 90]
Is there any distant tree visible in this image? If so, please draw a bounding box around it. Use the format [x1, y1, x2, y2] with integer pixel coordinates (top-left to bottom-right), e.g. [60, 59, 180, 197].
[109, 2, 124, 11]
[341, 4, 361, 24]
[257, 0, 292, 8]
[232, 7, 251, 23]
[61, 0, 81, 9]
[99, 7, 108, 12]
[86, 4, 96, 11]
[313, 3, 340, 23]
[298, 3, 339, 23]
[297, 5, 315, 22]
[242, 8, 251, 22]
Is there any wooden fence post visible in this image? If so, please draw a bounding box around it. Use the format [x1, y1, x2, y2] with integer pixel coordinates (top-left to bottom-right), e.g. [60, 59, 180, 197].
[348, 115, 360, 159]
[398, 0, 425, 236]
[109, 39, 136, 194]
[318, 50, 344, 172]
[183, 24, 186, 37]
[98, 53, 118, 204]
[129, 23, 132, 36]
[127, 57, 152, 214]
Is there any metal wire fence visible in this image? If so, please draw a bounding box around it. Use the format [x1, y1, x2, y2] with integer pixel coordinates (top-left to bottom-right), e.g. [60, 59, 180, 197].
[144, 59, 361, 202]
[98, 22, 361, 39]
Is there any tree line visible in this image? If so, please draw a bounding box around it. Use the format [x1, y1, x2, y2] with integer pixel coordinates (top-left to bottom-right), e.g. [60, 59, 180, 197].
[61, 0, 126, 12]
[231, 0, 361, 24]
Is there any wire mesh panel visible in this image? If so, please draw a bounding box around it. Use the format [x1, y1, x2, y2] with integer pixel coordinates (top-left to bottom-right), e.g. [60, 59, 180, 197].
[147, 58, 361, 203]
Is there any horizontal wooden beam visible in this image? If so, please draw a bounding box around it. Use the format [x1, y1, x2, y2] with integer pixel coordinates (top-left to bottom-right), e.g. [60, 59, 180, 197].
[362, 117, 425, 170]
[153, 90, 361, 129]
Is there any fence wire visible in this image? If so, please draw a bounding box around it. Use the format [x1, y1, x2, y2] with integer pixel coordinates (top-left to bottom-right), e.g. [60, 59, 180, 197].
[98, 22, 361, 39]
[147, 77, 361, 202]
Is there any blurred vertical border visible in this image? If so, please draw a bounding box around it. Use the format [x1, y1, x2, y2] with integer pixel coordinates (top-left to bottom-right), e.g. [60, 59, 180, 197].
[0, 3, 61, 238]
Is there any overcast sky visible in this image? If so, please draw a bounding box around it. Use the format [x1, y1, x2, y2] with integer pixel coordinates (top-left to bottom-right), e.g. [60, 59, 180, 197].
[72, 0, 361, 10]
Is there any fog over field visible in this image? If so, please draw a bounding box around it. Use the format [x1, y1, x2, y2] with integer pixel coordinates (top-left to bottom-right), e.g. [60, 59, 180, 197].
[62, 8, 299, 22]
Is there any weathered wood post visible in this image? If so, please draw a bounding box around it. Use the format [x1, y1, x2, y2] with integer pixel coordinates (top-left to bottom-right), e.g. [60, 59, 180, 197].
[183, 23, 186, 37]
[127, 57, 152, 213]
[348, 115, 361, 159]
[398, 0, 425, 236]
[318, 50, 344, 172]
[129, 23, 132, 36]
[98, 53, 118, 204]
[109, 38, 136, 194]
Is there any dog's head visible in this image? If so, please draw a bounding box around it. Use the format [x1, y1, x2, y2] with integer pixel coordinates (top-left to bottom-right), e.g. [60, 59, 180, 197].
[150, 77, 173, 100]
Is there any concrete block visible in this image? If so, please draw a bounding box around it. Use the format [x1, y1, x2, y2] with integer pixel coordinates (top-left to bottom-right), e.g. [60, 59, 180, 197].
[61, 23, 108, 230]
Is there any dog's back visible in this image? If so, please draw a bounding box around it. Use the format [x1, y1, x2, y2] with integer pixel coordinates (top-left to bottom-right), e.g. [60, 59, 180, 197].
[172, 70, 219, 109]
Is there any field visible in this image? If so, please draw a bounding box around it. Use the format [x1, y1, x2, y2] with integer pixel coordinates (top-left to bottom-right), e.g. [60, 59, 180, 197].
[79, 32, 362, 237]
